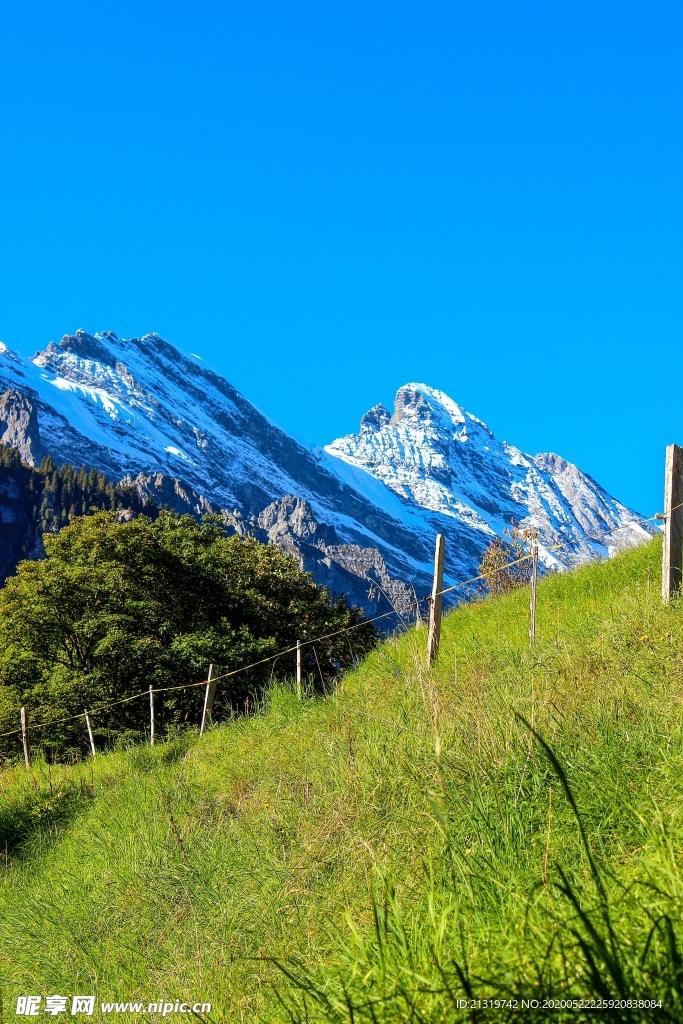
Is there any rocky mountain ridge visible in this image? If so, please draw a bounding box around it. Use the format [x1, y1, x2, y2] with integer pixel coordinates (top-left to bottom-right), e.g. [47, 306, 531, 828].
[0, 330, 653, 616]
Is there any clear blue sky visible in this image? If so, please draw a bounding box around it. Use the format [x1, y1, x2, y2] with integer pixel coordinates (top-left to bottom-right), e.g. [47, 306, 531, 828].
[1, 0, 681, 516]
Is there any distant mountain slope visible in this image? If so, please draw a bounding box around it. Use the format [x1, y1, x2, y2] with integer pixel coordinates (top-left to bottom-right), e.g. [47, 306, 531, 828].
[0, 331, 653, 613]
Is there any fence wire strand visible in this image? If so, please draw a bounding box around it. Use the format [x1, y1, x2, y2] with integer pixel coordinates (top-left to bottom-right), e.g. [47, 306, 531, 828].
[0, 502, 671, 743]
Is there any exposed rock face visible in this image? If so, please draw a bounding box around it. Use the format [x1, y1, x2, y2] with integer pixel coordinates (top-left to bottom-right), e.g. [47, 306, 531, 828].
[0, 460, 45, 581]
[119, 471, 214, 517]
[361, 404, 391, 432]
[0, 332, 654, 616]
[240, 496, 414, 619]
[0, 390, 46, 467]
[255, 495, 336, 548]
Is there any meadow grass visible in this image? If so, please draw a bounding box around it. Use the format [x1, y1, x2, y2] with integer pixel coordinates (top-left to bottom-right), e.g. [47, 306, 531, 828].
[1, 537, 682, 1022]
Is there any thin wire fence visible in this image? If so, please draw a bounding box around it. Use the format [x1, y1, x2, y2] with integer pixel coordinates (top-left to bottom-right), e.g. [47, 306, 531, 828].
[0, 503, 669, 745]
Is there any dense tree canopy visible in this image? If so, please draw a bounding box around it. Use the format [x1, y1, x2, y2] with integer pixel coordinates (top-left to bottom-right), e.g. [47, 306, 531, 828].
[0, 510, 376, 759]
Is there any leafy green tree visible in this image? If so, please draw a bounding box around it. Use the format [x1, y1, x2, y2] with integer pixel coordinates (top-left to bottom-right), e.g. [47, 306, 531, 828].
[0, 510, 376, 759]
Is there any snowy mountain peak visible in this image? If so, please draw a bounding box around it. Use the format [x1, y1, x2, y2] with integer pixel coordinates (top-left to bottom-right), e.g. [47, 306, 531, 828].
[0, 330, 654, 615]
[329, 382, 497, 495]
[391, 383, 467, 429]
[360, 404, 391, 432]
[35, 329, 202, 384]
[368, 383, 495, 446]
[326, 381, 651, 567]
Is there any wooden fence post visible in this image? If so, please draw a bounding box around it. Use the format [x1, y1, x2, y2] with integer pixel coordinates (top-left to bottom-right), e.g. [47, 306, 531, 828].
[149, 685, 155, 746]
[200, 664, 217, 736]
[84, 710, 96, 759]
[662, 444, 683, 604]
[529, 533, 538, 647]
[426, 534, 445, 666]
[296, 641, 302, 699]
[20, 707, 30, 769]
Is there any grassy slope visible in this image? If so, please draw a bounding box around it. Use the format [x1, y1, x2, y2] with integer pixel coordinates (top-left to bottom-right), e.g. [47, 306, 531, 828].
[1, 537, 683, 1022]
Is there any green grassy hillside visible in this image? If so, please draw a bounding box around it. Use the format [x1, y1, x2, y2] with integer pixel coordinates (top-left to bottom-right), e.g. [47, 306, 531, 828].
[1, 538, 682, 1023]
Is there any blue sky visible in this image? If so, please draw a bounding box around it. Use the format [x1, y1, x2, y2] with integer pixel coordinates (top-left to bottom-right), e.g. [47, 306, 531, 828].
[1, 0, 681, 516]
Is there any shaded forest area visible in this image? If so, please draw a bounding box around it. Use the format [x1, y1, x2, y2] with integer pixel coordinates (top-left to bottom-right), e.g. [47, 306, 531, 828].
[0, 445, 154, 584]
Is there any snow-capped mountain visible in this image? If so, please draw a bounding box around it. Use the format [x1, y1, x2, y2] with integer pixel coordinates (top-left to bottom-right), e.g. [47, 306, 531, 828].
[326, 383, 651, 568]
[0, 330, 652, 616]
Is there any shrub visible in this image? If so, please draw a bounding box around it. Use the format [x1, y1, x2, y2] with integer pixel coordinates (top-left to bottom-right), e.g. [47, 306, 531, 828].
[478, 521, 535, 595]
